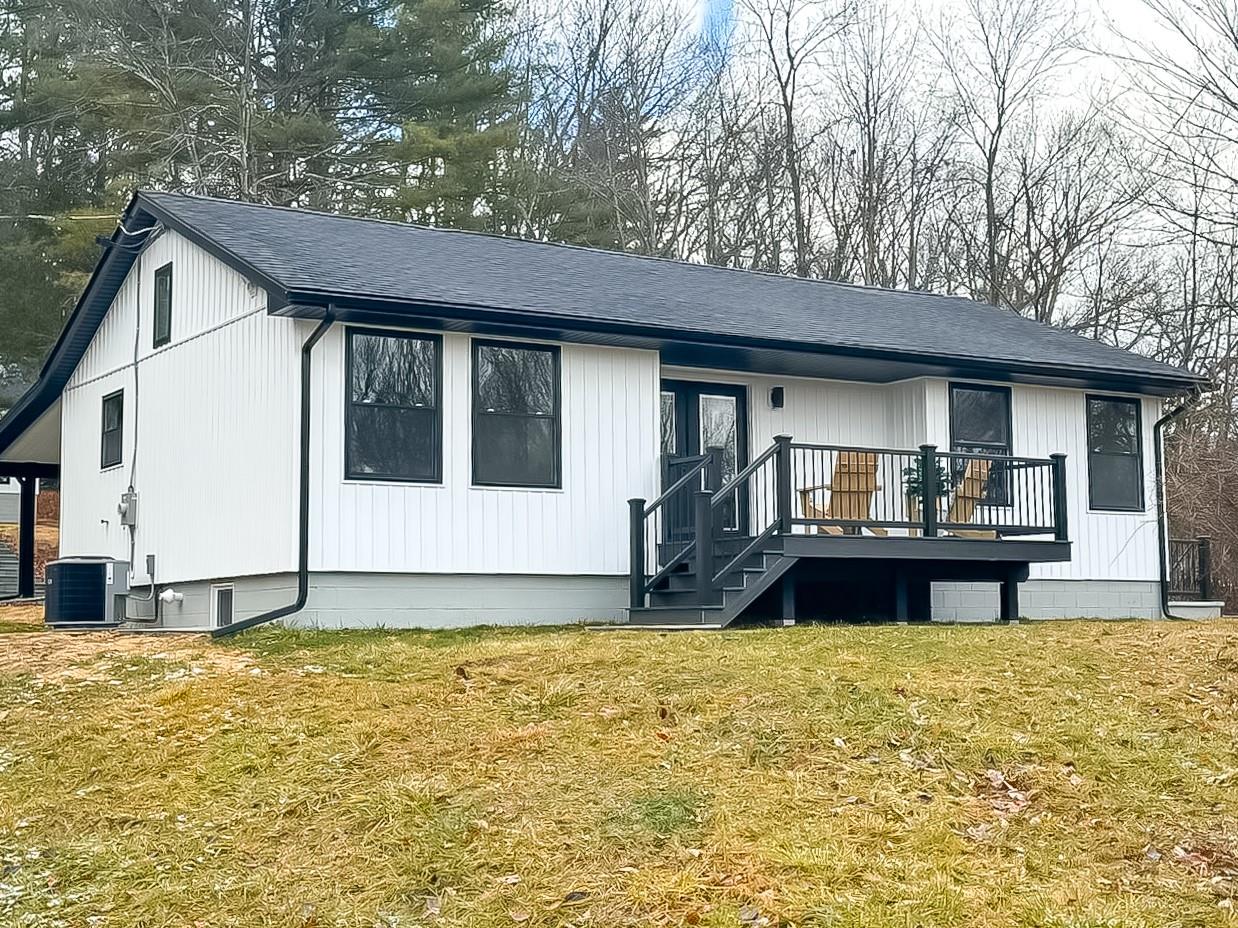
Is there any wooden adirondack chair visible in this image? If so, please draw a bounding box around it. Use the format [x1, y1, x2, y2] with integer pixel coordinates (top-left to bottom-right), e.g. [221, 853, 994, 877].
[797, 451, 889, 536]
[945, 458, 997, 539]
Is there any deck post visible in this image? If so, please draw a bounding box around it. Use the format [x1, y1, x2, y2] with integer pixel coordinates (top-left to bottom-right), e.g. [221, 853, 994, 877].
[781, 574, 796, 622]
[1198, 536, 1213, 600]
[774, 434, 793, 534]
[17, 476, 35, 600]
[694, 490, 714, 603]
[999, 568, 1021, 623]
[894, 567, 909, 622]
[1050, 453, 1069, 542]
[919, 445, 938, 538]
[628, 498, 646, 609]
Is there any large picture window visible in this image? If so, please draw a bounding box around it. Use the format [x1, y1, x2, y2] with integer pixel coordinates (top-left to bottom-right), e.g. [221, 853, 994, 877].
[153, 262, 173, 348]
[346, 329, 441, 482]
[950, 383, 1012, 504]
[1087, 396, 1143, 511]
[472, 340, 561, 488]
[101, 390, 124, 469]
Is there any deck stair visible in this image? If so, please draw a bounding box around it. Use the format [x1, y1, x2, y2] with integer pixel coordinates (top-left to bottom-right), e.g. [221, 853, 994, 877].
[626, 435, 1071, 628]
[630, 535, 797, 627]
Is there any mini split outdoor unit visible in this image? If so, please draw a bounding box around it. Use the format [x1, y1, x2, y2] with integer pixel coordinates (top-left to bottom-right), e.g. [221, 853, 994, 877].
[44, 557, 129, 628]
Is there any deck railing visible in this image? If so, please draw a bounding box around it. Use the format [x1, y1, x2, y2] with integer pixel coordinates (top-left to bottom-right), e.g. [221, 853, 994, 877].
[628, 436, 1069, 608]
[1168, 536, 1212, 601]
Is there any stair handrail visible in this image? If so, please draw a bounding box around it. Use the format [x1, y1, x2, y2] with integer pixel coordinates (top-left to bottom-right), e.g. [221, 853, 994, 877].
[643, 453, 712, 517]
[708, 440, 780, 512]
[629, 452, 716, 608]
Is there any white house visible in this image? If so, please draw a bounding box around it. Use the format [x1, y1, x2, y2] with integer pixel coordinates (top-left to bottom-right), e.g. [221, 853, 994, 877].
[0, 192, 1216, 631]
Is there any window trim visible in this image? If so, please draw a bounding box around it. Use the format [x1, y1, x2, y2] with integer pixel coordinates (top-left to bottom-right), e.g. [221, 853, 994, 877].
[210, 583, 235, 628]
[948, 382, 1013, 457]
[471, 338, 562, 489]
[153, 262, 173, 349]
[948, 382, 1013, 507]
[344, 327, 443, 484]
[1085, 394, 1145, 513]
[101, 390, 124, 470]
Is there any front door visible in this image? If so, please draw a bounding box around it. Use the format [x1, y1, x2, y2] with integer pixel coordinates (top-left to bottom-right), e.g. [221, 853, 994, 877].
[660, 380, 749, 537]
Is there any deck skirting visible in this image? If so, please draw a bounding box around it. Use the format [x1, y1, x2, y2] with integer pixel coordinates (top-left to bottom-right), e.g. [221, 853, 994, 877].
[932, 579, 1162, 622]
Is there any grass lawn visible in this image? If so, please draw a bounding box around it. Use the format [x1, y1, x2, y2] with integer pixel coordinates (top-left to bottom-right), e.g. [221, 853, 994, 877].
[1, 605, 1236, 927]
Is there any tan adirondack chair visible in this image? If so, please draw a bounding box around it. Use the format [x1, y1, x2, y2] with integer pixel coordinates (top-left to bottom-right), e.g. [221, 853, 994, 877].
[797, 451, 889, 536]
[946, 458, 997, 539]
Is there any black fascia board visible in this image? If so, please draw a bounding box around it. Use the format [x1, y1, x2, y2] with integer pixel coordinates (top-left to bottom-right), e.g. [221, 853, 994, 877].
[274, 290, 1207, 396]
[0, 195, 156, 457]
[134, 191, 290, 297]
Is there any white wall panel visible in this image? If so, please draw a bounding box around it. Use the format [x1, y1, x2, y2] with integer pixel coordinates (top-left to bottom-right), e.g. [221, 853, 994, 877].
[60, 230, 300, 583]
[311, 329, 660, 576]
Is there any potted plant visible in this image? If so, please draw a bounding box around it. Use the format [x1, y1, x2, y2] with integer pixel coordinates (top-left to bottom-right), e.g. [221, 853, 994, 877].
[902, 458, 950, 535]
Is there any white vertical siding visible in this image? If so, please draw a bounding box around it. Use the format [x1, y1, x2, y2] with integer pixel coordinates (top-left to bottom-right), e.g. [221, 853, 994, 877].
[661, 367, 909, 449]
[310, 328, 660, 575]
[60, 230, 300, 583]
[1013, 386, 1161, 582]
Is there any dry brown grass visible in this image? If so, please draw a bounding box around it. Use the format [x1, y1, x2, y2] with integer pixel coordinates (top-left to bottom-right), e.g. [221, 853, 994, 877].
[1, 617, 1237, 927]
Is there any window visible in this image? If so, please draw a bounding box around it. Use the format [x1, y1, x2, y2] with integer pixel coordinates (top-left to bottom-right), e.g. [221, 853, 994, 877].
[472, 340, 561, 488]
[211, 584, 234, 628]
[153, 263, 172, 348]
[950, 383, 1012, 504]
[101, 390, 123, 469]
[346, 329, 442, 482]
[1087, 396, 1143, 511]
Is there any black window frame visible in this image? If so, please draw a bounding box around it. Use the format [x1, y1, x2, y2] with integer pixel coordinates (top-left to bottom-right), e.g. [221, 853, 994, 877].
[101, 390, 124, 470]
[344, 327, 443, 484]
[471, 338, 562, 489]
[153, 262, 173, 348]
[1086, 394, 1144, 512]
[949, 382, 1013, 506]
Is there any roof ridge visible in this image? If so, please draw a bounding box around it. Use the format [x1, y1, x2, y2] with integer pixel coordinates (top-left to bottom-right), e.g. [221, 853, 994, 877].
[138, 189, 981, 306]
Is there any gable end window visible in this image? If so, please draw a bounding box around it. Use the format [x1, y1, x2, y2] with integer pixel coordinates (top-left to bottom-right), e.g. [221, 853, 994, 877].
[949, 383, 1012, 505]
[1086, 396, 1144, 511]
[472, 340, 561, 488]
[346, 329, 442, 482]
[153, 263, 173, 348]
[101, 390, 124, 469]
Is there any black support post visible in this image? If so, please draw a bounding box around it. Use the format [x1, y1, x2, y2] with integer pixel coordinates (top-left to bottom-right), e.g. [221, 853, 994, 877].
[999, 568, 1021, 623]
[919, 445, 938, 537]
[17, 476, 35, 600]
[1198, 536, 1213, 601]
[781, 574, 796, 622]
[894, 567, 909, 622]
[628, 498, 646, 609]
[1050, 453, 1069, 542]
[694, 490, 714, 603]
[774, 434, 793, 534]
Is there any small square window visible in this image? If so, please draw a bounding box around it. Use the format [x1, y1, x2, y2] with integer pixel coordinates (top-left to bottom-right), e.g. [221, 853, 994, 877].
[101, 391, 123, 469]
[153, 263, 172, 348]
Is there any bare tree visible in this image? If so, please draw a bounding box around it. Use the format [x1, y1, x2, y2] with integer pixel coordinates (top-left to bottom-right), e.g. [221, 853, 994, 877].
[931, 0, 1081, 306]
[739, 0, 852, 277]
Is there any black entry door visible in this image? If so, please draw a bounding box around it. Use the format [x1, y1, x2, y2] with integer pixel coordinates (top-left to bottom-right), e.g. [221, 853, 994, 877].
[660, 380, 749, 537]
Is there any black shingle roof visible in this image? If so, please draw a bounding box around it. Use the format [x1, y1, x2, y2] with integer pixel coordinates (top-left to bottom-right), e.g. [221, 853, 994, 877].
[139, 191, 1200, 388]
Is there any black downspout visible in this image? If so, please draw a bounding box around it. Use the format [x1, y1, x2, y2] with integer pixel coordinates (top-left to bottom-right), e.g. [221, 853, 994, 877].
[1153, 391, 1201, 620]
[213, 311, 334, 638]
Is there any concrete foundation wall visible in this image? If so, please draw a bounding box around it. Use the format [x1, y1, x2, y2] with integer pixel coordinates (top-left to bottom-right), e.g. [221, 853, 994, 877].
[133, 573, 298, 630]
[932, 579, 1162, 622]
[146, 572, 628, 630]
